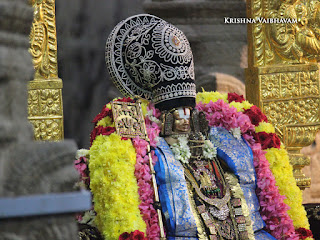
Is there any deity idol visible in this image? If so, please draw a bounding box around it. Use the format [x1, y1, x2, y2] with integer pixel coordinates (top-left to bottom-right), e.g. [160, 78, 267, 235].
[76, 14, 312, 240]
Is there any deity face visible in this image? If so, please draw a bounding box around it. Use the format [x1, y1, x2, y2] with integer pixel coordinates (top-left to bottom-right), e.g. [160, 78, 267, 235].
[173, 107, 191, 133]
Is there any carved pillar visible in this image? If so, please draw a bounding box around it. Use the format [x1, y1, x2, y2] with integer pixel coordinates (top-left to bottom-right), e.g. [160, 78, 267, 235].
[246, 0, 320, 189]
[28, 0, 64, 141]
[0, 1, 79, 239]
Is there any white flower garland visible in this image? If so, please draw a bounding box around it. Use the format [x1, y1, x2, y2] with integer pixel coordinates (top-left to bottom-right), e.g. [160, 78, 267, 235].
[170, 136, 217, 164]
[78, 210, 96, 226]
[203, 140, 217, 159]
[76, 148, 90, 159]
[231, 127, 241, 140]
[170, 136, 191, 164]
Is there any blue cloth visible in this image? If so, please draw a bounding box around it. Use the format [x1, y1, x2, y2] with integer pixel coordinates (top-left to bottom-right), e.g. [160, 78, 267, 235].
[209, 127, 266, 232]
[154, 129, 277, 240]
[155, 137, 198, 239]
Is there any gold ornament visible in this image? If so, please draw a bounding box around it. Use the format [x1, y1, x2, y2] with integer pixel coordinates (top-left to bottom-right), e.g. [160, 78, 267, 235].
[28, 0, 64, 141]
[246, 0, 320, 189]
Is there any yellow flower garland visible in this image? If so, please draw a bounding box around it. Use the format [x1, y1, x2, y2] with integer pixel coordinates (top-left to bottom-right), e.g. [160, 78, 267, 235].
[89, 134, 146, 239]
[255, 122, 275, 133]
[97, 116, 114, 127]
[265, 147, 309, 229]
[196, 91, 228, 104]
[229, 100, 253, 112]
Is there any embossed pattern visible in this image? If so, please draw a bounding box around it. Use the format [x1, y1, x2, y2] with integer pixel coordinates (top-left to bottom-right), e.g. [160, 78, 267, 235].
[28, 0, 64, 141]
[105, 14, 196, 108]
[28, 81, 64, 141]
[29, 119, 62, 141]
[260, 70, 319, 100]
[246, 0, 320, 189]
[111, 101, 148, 140]
[29, 0, 58, 79]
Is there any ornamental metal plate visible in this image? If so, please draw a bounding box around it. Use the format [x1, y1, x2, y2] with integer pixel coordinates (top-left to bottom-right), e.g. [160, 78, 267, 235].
[111, 101, 148, 140]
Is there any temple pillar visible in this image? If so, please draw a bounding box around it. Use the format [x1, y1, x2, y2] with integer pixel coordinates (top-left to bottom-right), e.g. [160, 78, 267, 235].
[0, 0, 81, 238]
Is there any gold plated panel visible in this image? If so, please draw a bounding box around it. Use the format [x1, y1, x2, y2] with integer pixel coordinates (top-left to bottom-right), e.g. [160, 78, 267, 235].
[246, 0, 320, 189]
[247, 0, 320, 67]
[28, 79, 63, 141]
[111, 101, 148, 140]
[29, 0, 58, 80]
[28, 0, 64, 141]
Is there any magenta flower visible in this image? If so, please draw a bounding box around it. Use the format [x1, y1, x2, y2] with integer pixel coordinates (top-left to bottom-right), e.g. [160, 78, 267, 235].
[131, 102, 162, 239]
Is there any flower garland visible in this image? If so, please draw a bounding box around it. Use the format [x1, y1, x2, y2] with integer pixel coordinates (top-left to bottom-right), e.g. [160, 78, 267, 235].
[196, 91, 313, 240]
[169, 136, 217, 164]
[132, 137, 161, 240]
[119, 230, 147, 240]
[74, 92, 313, 240]
[89, 133, 146, 239]
[203, 139, 217, 159]
[78, 98, 162, 240]
[170, 136, 191, 164]
[133, 101, 162, 240]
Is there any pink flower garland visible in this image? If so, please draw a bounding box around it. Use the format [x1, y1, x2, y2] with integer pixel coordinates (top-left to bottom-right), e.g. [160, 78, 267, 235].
[132, 103, 162, 240]
[196, 99, 255, 144]
[196, 100, 298, 240]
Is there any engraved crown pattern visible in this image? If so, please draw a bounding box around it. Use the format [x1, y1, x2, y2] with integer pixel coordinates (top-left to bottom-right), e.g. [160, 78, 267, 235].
[105, 14, 196, 110]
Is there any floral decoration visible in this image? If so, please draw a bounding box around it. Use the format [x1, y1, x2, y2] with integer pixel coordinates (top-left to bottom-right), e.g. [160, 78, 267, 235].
[196, 91, 312, 240]
[203, 139, 217, 159]
[255, 122, 275, 133]
[244, 105, 268, 126]
[89, 133, 146, 239]
[74, 155, 90, 186]
[228, 92, 245, 103]
[170, 136, 191, 164]
[131, 101, 162, 240]
[90, 125, 116, 145]
[231, 127, 242, 140]
[74, 92, 313, 240]
[254, 132, 281, 150]
[119, 230, 147, 240]
[295, 228, 313, 240]
[83, 98, 162, 240]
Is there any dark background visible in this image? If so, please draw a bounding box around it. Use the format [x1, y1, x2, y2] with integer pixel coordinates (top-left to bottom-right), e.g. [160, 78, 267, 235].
[56, 0, 144, 148]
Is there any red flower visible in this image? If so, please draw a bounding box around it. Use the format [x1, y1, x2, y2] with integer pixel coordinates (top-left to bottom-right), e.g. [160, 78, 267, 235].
[295, 228, 313, 239]
[119, 230, 146, 240]
[90, 126, 116, 145]
[227, 92, 245, 103]
[254, 132, 281, 150]
[244, 105, 268, 126]
[119, 232, 130, 240]
[131, 230, 146, 240]
[92, 105, 113, 124]
[116, 97, 134, 103]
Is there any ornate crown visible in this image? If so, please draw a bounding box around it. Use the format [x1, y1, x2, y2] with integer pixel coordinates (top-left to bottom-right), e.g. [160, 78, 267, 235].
[105, 14, 196, 110]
